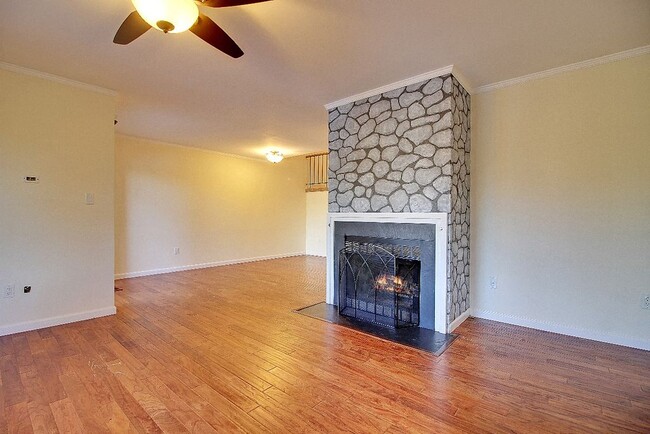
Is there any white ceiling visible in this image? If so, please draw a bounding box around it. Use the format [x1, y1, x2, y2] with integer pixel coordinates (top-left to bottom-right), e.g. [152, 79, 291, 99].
[1, 0, 649, 159]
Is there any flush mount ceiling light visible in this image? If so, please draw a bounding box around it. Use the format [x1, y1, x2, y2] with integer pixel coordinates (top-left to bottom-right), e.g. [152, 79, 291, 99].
[131, 0, 199, 34]
[266, 150, 284, 163]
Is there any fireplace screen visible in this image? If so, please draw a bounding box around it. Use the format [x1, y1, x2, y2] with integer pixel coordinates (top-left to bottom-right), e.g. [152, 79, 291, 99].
[339, 236, 421, 328]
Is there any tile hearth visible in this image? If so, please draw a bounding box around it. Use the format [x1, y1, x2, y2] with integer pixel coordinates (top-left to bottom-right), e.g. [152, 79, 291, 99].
[295, 302, 457, 356]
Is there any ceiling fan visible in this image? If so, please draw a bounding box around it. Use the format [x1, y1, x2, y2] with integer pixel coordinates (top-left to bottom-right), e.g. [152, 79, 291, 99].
[113, 0, 271, 58]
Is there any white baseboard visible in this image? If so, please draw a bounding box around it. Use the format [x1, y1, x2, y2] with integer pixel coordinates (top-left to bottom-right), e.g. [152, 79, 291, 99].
[472, 309, 650, 351]
[448, 309, 471, 333]
[114, 252, 306, 280]
[0, 306, 116, 337]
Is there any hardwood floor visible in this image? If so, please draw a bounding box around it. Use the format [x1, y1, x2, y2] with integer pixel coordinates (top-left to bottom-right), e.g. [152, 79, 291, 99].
[1, 256, 649, 433]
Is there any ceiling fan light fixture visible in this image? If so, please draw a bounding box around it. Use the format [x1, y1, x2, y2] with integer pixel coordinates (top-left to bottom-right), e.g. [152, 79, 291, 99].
[266, 150, 284, 163]
[131, 0, 199, 33]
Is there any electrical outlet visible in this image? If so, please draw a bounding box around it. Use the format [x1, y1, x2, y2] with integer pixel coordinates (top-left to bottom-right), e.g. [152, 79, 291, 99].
[3, 284, 15, 298]
[489, 276, 498, 291]
[642, 294, 650, 310]
[173, 247, 180, 255]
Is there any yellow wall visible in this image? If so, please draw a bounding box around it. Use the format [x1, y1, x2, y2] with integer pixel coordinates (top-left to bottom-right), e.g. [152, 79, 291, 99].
[306, 191, 328, 256]
[0, 67, 116, 334]
[471, 54, 650, 348]
[115, 136, 306, 277]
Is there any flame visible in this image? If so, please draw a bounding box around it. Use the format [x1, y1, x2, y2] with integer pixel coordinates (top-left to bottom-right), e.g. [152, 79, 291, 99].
[374, 274, 414, 295]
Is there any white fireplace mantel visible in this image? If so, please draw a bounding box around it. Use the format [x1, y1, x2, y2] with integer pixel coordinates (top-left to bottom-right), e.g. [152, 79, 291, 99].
[326, 212, 449, 334]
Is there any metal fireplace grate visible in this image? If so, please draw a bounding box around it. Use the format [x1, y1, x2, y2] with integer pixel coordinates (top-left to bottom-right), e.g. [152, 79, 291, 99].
[339, 236, 421, 328]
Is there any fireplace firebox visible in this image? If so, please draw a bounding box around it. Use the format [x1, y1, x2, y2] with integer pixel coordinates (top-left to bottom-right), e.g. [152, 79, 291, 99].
[339, 236, 421, 328]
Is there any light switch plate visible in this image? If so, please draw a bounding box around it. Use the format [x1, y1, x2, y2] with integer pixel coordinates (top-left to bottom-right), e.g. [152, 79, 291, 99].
[3, 284, 15, 298]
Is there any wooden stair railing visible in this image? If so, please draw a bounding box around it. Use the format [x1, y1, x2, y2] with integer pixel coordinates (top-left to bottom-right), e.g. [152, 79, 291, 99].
[305, 152, 328, 192]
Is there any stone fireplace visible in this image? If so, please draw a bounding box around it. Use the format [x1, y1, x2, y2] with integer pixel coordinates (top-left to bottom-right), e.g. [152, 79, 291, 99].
[325, 69, 470, 333]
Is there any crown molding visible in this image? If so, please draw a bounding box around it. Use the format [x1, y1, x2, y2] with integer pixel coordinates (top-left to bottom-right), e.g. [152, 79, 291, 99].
[475, 45, 650, 94]
[325, 65, 456, 110]
[450, 66, 473, 95]
[0, 61, 117, 97]
[115, 134, 277, 162]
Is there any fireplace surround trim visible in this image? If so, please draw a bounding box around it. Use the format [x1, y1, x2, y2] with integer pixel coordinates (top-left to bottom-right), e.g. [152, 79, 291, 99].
[327, 212, 448, 333]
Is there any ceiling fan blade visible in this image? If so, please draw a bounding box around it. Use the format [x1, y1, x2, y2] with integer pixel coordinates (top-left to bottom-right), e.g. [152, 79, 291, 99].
[199, 0, 271, 8]
[190, 13, 244, 58]
[113, 11, 151, 45]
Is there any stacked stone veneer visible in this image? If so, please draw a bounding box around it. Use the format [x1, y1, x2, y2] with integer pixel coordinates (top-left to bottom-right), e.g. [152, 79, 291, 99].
[327, 73, 471, 325]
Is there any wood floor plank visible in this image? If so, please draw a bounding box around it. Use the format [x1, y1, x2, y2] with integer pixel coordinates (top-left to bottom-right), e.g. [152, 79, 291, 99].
[93, 363, 162, 434]
[19, 367, 60, 434]
[49, 398, 85, 434]
[161, 372, 261, 433]
[1, 356, 26, 408]
[0, 256, 648, 433]
[105, 358, 187, 433]
[30, 350, 66, 404]
[57, 359, 112, 434]
[0, 381, 6, 433]
[0, 336, 15, 358]
[10, 336, 33, 374]
[144, 375, 218, 434]
[5, 401, 33, 434]
[102, 401, 140, 434]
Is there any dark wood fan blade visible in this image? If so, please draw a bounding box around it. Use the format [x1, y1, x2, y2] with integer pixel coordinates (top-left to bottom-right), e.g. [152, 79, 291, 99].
[199, 0, 271, 8]
[113, 11, 151, 45]
[190, 13, 244, 57]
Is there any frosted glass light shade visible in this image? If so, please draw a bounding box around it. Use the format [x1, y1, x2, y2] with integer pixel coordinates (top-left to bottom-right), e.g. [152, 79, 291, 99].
[266, 150, 284, 163]
[131, 0, 199, 33]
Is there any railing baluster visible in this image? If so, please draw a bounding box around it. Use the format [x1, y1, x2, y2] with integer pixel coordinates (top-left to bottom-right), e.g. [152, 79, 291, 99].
[305, 152, 328, 192]
[321, 154, 325, 186]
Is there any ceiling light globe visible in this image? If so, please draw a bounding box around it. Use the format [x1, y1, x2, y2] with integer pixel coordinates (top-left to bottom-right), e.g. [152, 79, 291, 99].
[131, 0, 199, 33]
[266, 150, 284, 163]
